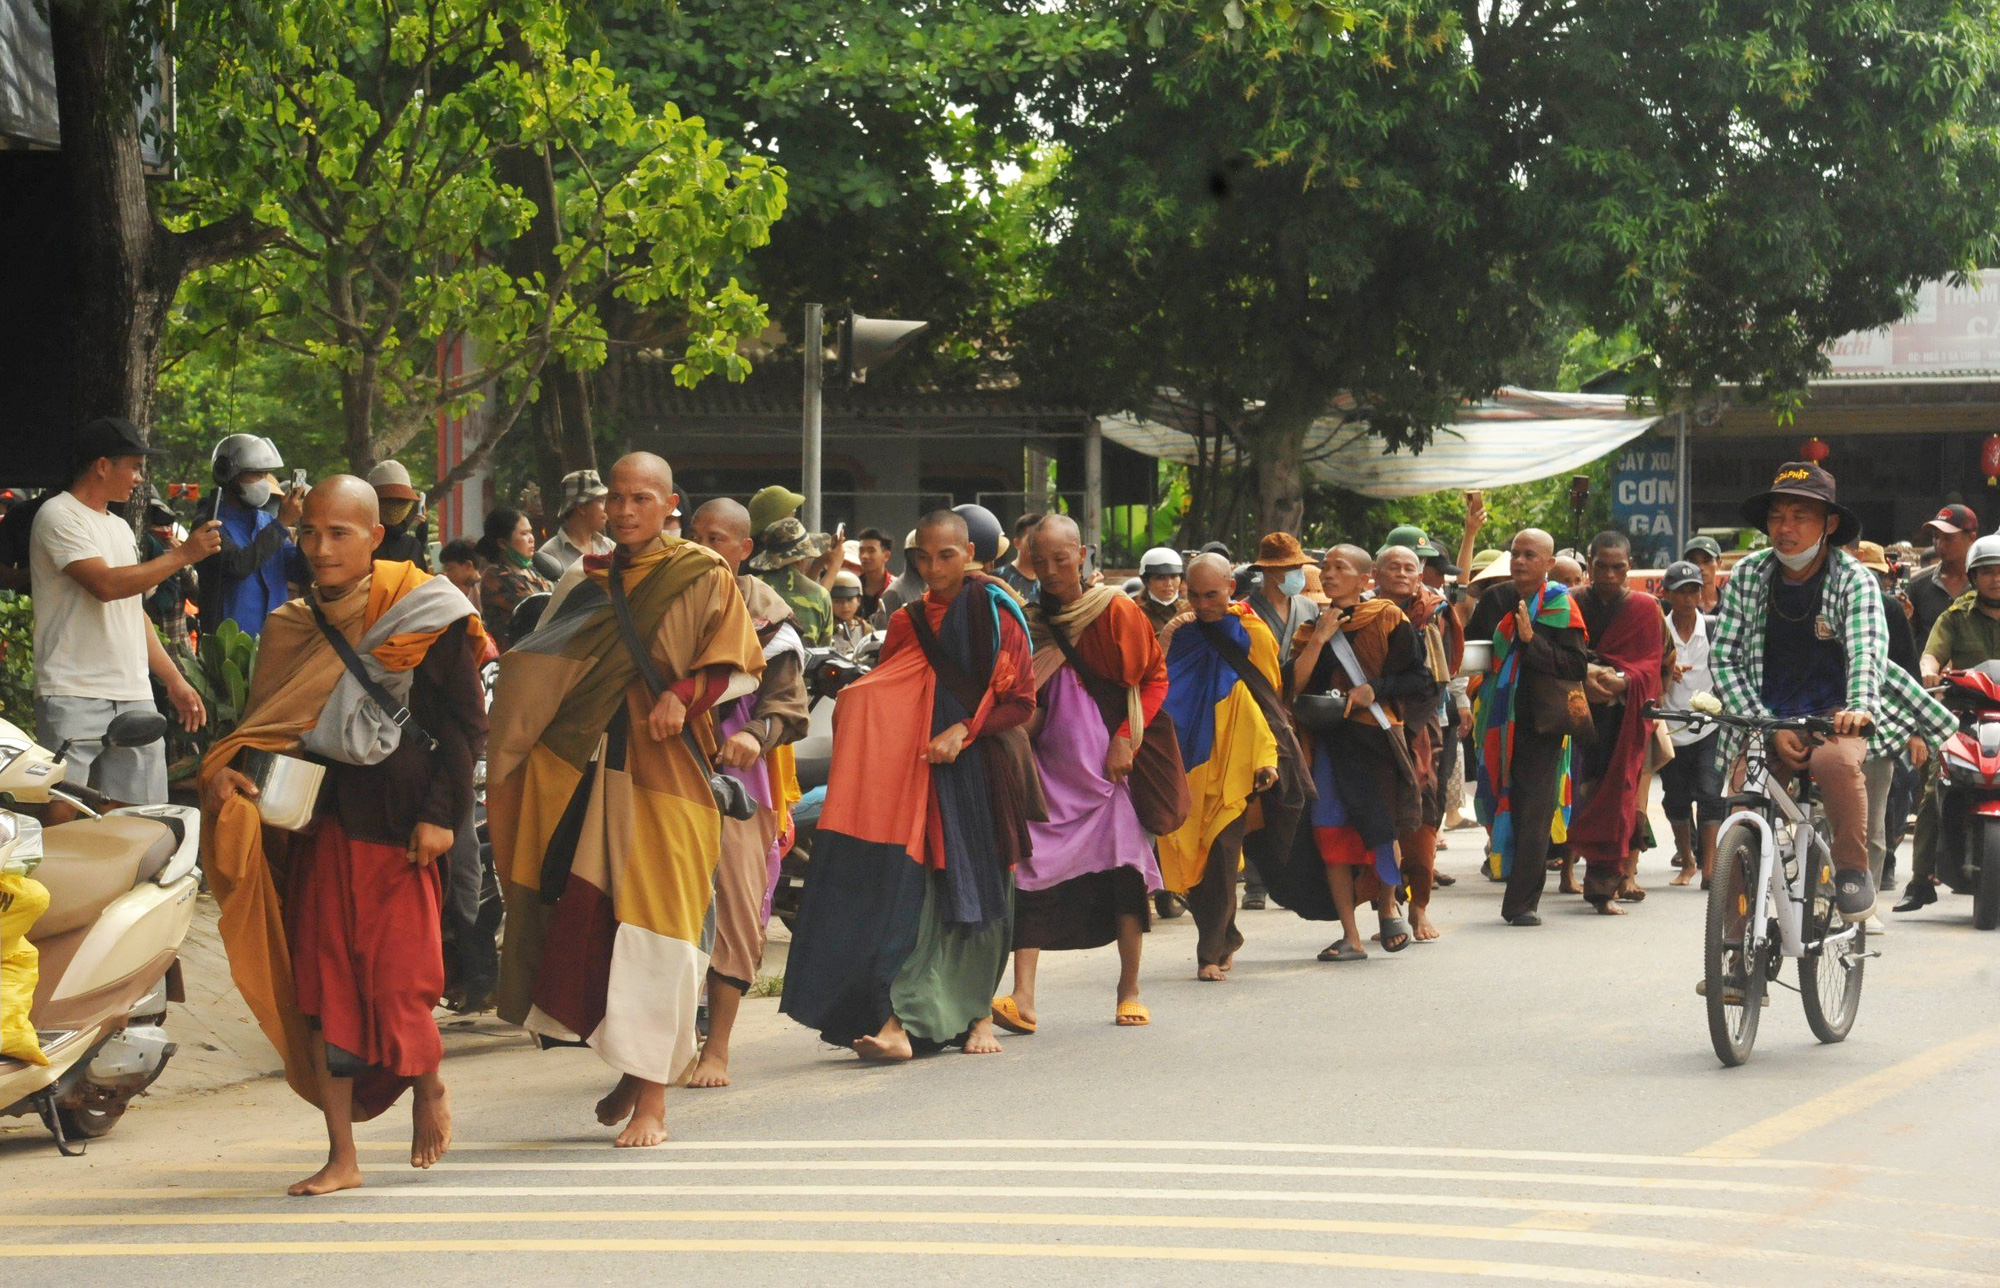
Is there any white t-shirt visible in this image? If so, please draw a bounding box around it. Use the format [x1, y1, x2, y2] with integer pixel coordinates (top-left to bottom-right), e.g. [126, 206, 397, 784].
[1663, 610, 1714, 747]
[30, 491, 155, 701]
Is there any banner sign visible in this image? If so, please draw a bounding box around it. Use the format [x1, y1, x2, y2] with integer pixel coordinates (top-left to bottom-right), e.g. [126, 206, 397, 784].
[1610, 434, 1679, 570]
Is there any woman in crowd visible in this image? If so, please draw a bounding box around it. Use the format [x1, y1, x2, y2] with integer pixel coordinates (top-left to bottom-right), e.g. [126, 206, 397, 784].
[476, 507, 551, 651]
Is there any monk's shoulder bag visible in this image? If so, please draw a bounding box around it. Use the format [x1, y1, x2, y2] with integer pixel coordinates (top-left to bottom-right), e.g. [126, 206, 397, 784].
[605, 558, 757, 822]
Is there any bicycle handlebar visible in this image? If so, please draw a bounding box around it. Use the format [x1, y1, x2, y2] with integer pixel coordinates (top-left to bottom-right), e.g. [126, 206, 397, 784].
[1643, 703, 1838, 738]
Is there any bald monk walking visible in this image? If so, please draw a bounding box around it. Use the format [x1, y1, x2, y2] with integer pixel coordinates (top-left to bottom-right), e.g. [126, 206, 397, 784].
[202, 477, 488, 1194]
[489, 453, 764, 1146]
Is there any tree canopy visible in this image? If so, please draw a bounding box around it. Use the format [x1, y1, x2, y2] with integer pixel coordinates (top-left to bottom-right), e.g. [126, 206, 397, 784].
[1023, 0, 2000, 534]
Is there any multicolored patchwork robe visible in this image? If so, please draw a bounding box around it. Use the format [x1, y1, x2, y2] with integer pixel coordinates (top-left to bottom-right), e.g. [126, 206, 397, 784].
[1473, 582, 1586, 880]
[487, 536, 763, 1085]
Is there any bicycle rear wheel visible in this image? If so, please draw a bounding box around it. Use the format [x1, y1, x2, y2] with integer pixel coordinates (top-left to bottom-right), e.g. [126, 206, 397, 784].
[1800, 840, 1865, 1043]
[1706, 822, 1770, 1067]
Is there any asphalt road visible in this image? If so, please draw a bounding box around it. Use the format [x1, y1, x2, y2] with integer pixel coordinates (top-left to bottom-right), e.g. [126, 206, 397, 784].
[5, 827, 2000, 1287]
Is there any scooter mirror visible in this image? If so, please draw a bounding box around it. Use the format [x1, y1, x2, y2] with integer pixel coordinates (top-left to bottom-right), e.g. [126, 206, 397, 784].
[104, 710, 170, 749]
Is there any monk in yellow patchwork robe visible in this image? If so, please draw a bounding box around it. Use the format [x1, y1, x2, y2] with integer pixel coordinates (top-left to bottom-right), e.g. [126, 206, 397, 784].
[488, 454, 763, 1147]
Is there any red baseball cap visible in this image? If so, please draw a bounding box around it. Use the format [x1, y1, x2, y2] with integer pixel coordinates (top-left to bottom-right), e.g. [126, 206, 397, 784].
[1925, 503, 1979, 536]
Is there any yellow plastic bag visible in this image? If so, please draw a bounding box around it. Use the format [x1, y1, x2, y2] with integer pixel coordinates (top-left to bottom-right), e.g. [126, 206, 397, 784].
[1, 872, 49, 1066]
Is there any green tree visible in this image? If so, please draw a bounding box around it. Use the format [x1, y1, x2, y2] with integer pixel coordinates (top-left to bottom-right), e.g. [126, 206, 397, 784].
[1024, 0, 2000, 535]
[167, 0, 787, 486]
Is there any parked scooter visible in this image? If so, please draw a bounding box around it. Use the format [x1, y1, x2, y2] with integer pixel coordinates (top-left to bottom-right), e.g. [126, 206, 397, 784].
[0, 710, 202, 1153]
[1934, 661, 2000, 929]
[771, 637, 878, 929]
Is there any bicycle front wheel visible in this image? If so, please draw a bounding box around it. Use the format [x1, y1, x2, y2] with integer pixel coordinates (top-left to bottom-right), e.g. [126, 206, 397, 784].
[1706, 822, 1770, 1067]
[1800, 847, 1865, 1043]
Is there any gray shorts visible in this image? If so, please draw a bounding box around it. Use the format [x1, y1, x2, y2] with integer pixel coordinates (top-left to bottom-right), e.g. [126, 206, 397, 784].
[33, 695, 169, 805]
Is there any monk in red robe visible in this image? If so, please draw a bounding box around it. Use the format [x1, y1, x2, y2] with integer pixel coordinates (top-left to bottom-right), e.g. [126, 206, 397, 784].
[1568, 531, 1665, 913]
[203, 477, 487, 1195]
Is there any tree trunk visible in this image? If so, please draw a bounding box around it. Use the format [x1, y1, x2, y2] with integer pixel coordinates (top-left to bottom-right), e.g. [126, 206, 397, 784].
[49, 0, 170, 431]
[1248, 406, 1312, 537]
[342, 364, 378, 476]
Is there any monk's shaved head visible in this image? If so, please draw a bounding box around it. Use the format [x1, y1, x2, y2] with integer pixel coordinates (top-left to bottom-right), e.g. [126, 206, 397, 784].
[691, 497, 751, 542]
[916, 509, 968, 543]
[298, 474, 384, 591]
[1514, 528, 1555, 558]
[1031, 513, 1080, 553]
[303, 474, 379, 528]
[1186, 552, 1233, 592]
[1328, 543, 1373, 573]
[606, 451, 680, 551]
[610, 451, 674, 497]
[1185, 552, 1235, 622]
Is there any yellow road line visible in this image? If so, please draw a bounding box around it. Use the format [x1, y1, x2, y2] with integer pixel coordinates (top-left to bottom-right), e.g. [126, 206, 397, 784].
[1691, 1025, 2000, 1159]
[0, 1234, 1716, 1284]
[3, 1207, 1993, 1283]
[242, 1136, 1879, 1172]
[156, 1157, 1834, 1197]
[0, 1181, 1902, 1228]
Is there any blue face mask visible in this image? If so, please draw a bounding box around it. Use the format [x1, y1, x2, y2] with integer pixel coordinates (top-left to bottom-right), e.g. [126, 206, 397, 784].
[1279, 569, 1307, 597]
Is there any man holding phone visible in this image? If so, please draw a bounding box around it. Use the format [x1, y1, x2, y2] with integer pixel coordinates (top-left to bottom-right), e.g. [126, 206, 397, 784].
[194, 432, 308, 637]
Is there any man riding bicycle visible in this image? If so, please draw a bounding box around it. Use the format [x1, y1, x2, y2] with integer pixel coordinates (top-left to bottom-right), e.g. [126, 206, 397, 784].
[1710, 463, 1952, 924]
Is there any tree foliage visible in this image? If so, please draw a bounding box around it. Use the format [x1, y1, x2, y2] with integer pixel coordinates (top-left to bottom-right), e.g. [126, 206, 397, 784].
[166, 0, 787, 485]
[1024, 0, 2000, 534]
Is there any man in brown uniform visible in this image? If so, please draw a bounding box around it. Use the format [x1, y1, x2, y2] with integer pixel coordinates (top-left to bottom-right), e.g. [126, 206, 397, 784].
[686, 498, 810, 1086]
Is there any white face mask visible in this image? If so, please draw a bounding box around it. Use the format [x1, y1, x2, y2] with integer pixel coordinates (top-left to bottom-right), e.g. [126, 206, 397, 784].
[1279, 569, 1307, 597]
[1148, 590, 1180, 607]
[234, 478, 273, 510]
[1774, 538, 1823, 572]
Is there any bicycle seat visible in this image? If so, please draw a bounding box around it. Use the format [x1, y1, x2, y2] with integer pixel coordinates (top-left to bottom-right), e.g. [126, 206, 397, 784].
[27, 816, 178, 942]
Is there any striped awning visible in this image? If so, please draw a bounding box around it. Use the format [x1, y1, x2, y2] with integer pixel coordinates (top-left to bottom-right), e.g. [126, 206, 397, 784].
[1103, 387, 1660, 499]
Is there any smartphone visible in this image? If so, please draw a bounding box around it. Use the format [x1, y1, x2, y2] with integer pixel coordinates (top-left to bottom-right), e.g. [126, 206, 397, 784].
[289, 468, 307, 492]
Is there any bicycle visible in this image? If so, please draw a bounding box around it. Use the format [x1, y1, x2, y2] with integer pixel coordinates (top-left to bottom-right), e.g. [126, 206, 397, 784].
[1648, 704, 1873, 1067]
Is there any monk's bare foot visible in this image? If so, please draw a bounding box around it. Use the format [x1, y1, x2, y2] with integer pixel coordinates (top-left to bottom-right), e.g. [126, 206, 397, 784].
[614, 1081, 669, 1148]
[411, 1078, 452, 1170]
[853, 1020, 914, 1061]
[595, 1073, 639, 1126]
[1591, 898, 1628, 916]
[1411, 907, 1441, 941]
[287, 1160, 363, 1197]
[1669, 865, 1696, 887]
[686, 1048, 732, 1088]
[961, 1017, 1002, 1055]
[1197, 963, 1226, 981]
[1617, 879, 1647, 902]
[1219, 952, 1235, 973]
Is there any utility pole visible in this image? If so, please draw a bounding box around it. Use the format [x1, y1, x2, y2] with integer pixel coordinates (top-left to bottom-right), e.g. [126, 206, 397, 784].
[802, 303, 823, 533]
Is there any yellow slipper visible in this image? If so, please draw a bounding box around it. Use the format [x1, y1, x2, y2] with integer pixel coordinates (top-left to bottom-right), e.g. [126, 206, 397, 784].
[990, 996, 1037, 1035]
[1115, 1001, 1151, 1027]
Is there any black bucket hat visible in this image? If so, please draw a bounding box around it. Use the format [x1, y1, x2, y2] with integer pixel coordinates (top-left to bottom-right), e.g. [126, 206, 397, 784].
[1738, 461, 1862, 547]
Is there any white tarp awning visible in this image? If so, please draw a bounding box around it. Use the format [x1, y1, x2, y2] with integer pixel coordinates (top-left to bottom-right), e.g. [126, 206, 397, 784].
[1103, 386, 1660, 499]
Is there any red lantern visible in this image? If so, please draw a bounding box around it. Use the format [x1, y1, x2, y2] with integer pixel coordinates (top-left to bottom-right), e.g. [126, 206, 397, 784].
[1982, 434, 2000, 487]
[1800, 436, 1830, 464]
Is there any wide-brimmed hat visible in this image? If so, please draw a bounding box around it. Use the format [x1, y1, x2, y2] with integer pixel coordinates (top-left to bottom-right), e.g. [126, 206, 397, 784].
[1738, 461, 1862, 547]
[555, 468, 607, 516]
[748, 515, 832, 570]
[1469, 550, 1512, 585]
[1301, 564, 1330, 606]
[1250, 532, 1310, 570]
[749, 484, 806, 537]
[1852, 540, 1891, 575]
[367, 459, 419, 502]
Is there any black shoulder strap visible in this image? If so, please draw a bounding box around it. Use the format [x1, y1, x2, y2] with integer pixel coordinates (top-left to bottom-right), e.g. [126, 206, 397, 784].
[308, 597, 437, 751]
[605, 552, 724, 776]
[904, 601, 987, 714]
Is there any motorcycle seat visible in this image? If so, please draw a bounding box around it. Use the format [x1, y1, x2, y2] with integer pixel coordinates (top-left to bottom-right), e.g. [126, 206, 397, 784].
[27, 816, 178, 942]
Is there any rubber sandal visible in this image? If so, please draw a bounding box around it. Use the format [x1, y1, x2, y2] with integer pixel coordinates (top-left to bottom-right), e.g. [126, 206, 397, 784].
[990, 996, 1036, 1035]
[1115, 1001, 1151, 1026]
[1379, 916, 1412, 953]
[1317, 939, 1367, 962]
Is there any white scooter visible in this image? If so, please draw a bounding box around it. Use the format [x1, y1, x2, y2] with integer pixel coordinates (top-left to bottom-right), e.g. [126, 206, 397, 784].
[0, 710, 201, 1154]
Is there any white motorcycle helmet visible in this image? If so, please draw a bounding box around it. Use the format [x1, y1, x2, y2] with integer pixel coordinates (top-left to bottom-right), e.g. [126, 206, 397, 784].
[1968, 534, 2000, 573]
[1139, 546, 1185, 579]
